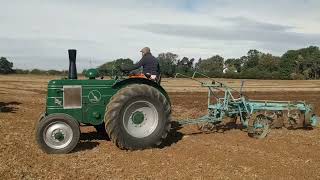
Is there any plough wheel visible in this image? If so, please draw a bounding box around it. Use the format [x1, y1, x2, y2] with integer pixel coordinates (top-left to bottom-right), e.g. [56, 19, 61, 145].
[304, 112, 318, 127]
[248, 114, 270, 139]
[283, 110, 316, 128]
[288, 110, 304, 128]
[304, 112, 312, 127]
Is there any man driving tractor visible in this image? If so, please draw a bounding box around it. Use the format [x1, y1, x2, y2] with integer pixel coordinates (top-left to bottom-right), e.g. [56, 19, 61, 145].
[120, 47, 161, 83]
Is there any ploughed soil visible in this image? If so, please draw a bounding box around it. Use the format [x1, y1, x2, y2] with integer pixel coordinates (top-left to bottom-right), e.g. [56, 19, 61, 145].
[1, 77, 320, 179]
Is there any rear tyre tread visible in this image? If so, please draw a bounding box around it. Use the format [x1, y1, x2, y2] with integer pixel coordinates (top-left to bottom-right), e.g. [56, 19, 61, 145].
[105, 84, 171, 150]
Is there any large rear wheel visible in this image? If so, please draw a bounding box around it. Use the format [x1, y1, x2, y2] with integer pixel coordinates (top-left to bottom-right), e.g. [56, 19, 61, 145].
[105, 84, 171, 150]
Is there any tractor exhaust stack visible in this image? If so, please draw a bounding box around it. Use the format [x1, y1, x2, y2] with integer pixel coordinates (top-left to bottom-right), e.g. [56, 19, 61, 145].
[68, 49, 77, 79]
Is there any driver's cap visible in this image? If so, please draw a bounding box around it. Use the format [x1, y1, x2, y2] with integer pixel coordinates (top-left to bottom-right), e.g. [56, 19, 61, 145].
[140, 47, 151, 54]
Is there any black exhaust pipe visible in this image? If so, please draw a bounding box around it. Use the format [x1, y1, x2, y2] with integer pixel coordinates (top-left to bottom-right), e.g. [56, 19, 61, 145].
[68, 49, 77, 79]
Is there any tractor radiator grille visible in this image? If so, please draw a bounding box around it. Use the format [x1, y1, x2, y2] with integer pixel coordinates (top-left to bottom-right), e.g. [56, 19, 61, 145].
[63, 85, 82, 109]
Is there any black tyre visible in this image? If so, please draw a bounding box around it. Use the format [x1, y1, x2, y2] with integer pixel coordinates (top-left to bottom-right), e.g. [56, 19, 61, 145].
[36, 114, 80, 154]
[105, 84, 171, 150]
[94, 122, 109, 139]
[94, 122, 106, 134]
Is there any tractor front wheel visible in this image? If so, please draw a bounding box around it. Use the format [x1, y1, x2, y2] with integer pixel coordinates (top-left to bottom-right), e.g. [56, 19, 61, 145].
[105, 84, 171, 150]
[36, 114, 80, 154]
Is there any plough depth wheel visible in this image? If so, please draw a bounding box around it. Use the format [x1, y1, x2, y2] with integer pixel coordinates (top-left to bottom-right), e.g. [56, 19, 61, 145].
[248, 114, 270, 139]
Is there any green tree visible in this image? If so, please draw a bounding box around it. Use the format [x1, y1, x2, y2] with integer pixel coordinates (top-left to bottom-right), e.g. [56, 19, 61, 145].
[30, 69, 45, 74]
[240, 50, 281, 79]
[14, 69, 30, 74]
[176, 57, 195, 76]
[258, 53, 280, 72]
[195, 55, 224, 77]
[280, 50, 300, 79]
[47, 70, 62, 75]
[225, 57, 245, 73]
[298, 46, 320, 79]
[0, 57, 13, 74]
[157, 52, 178, 77]
[224, 65, 238, 79]
[98, 58, 134, 76]
[280, 46, 320, 79]
[243, 49, 261, 69]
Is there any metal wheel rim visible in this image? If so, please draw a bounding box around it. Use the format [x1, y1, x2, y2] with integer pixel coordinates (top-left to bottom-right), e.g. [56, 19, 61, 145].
[123, 100, 159, 138]
[253, 115, 269, 137]
[289, 110, 301, 126]
[43, 121, 73, 149]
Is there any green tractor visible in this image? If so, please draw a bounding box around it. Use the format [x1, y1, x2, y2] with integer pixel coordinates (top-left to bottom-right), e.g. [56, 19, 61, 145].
[36, 49, 171, 154]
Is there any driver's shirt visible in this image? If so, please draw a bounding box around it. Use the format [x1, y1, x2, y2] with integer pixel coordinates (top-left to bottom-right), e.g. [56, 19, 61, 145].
[123, 53, 160, 76]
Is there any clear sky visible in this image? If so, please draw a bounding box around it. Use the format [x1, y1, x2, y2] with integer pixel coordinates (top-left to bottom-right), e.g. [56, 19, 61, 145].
[1, 0, 320, 71]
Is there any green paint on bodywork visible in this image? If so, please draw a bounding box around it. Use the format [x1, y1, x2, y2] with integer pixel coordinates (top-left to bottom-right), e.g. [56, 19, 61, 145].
[85, 69, 100, 79]
[46, 79, 118, 125]
[45, 78, 170, 126]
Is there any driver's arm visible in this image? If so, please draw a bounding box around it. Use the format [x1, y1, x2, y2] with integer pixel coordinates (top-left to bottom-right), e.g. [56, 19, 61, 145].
[121, 57, 145, 71]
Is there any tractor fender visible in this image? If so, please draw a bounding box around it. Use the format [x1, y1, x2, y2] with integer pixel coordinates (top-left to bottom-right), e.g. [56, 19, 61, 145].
[112, 78, 171, 105]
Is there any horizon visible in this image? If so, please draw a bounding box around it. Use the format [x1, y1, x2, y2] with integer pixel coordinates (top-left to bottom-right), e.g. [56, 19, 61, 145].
[1, 0, 320, 71]
[4, 45, 318, 71]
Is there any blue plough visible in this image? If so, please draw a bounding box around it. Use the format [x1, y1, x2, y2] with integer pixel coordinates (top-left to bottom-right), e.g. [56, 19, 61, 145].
[176, 72, 318, 138]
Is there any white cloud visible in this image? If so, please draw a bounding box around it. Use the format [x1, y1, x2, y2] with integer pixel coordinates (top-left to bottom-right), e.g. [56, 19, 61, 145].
[0, 0, 319, 70]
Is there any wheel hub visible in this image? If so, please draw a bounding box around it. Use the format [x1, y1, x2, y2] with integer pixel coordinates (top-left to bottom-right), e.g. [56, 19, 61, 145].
[53, 130, 65, 141]
[44, 122, 73, 149]
[123, 100, 159, 138]
[131, 111, 145, 125]
[254, 122, 264, 129]
[250, 115, 270, 139]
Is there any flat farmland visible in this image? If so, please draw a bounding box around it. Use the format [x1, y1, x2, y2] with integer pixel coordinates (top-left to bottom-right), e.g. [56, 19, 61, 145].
[161, 78, 320, 92]
[1, 75, 320, 179]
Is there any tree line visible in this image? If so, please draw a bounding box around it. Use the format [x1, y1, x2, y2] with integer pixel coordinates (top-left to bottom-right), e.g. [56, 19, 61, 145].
[97, 46, 320, 80]
[1, 46, 320, 80]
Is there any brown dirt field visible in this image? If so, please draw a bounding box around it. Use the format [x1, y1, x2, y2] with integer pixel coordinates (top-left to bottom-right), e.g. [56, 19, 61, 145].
[1, 75, 320, 179]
